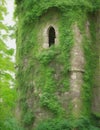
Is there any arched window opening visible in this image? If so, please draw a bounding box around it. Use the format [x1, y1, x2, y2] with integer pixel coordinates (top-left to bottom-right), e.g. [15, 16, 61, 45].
[48, 27, 56, 47]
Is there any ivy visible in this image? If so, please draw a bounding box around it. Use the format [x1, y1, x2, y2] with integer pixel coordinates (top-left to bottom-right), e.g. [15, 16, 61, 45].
[36, 118, 99, 130]
[15, 0, 100, 129]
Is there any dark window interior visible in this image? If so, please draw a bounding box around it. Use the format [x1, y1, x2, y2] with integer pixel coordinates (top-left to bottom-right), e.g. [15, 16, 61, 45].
[48, 27, 56, 47]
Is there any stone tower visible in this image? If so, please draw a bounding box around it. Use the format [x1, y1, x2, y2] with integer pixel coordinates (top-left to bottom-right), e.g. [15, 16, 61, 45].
[15, 0, 100, 129]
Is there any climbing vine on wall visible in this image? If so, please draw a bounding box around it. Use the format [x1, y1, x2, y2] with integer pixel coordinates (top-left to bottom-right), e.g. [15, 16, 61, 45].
[15, 0, 100, 129]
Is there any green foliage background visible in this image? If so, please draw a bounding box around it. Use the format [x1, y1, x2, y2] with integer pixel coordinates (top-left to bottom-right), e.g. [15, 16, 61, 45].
[0, 0, 22, 130]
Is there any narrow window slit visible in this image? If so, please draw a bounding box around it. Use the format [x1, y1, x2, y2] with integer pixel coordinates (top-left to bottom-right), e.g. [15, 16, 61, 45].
[48, 27, 56, 47]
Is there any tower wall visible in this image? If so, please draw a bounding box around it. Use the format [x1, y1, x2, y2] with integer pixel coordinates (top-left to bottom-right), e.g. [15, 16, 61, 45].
[92, 10, 100, 126]
[15, 0, 100, 129]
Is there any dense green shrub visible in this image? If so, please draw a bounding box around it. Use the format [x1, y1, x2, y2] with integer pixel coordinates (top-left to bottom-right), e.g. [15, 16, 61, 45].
[36, 118, 99, 130]
[0, 117, 24, 130]
[23, 111, 35, 126]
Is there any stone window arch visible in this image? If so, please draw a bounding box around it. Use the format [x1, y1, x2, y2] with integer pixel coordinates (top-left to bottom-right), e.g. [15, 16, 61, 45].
[43, 24, 59, 48]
